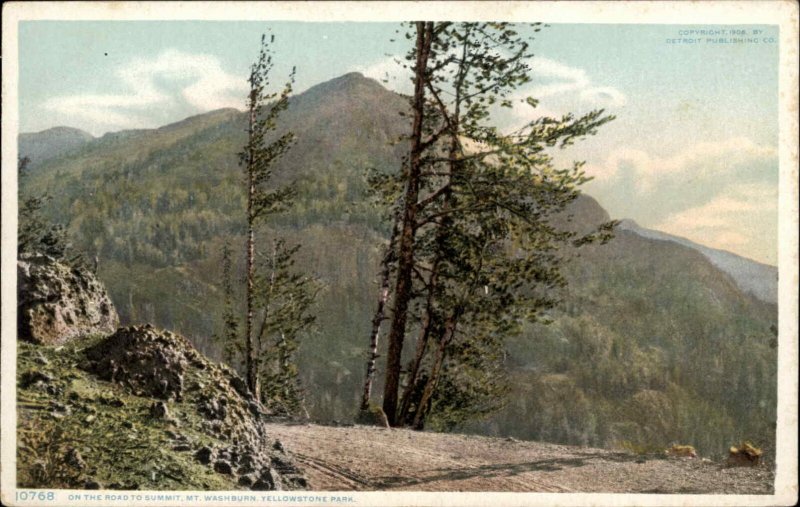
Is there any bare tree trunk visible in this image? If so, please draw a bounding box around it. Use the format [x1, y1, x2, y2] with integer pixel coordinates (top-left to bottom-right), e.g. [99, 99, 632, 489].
[412, 314, 458, 429]
[245, 89, 260, 400]
[360, 218, 399, 412]
[397, 255, 440, 423]
[398, 89, 461, 424]
[382, 21, 434, 426]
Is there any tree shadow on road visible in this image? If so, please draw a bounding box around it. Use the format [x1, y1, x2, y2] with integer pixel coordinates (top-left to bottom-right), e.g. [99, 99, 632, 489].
[374, 451, 638, 489]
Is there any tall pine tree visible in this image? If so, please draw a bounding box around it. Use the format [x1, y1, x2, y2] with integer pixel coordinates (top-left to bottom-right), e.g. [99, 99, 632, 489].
[233, 33, 317, 410]
[371, 22, 616, 427]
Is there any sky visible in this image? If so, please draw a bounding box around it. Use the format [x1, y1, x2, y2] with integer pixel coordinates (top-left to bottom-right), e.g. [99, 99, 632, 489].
[18, 21, 780, 265]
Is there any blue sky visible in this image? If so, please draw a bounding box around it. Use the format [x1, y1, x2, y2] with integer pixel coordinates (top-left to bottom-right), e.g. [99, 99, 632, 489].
[18, 21, 780, 264]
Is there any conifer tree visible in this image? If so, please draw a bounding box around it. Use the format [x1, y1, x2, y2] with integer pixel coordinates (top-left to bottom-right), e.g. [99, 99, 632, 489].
[239, 33, 301, 399]
[18, 156, 78, 264]
[381, 21, 435, 425]
[376, 22, 616, 427]
[256, 238, 319, 416]
[217, 243, 241, 364]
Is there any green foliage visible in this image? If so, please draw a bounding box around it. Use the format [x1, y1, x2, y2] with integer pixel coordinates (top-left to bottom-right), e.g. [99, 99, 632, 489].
[254, 238, 320, 416]
[426, 334, 511, 431]
[241, 33, 297, 225]
[214, 243, 241, 364]
[17, 157, 74, 262]
[226, 32, 319, 413]
[17, 415, 87, 488]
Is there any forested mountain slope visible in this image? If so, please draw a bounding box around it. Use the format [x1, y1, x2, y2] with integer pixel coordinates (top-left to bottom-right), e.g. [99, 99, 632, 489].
[618, 220, 777, 304]
[19, 72, 777, 459]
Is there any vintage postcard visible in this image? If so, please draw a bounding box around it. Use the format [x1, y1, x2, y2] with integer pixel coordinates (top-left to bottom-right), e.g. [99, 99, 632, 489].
[2, 2, 798, 506]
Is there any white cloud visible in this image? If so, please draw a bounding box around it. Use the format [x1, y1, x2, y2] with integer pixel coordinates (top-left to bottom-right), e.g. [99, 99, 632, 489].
[357, 54, 625, 117]
[43, 49, 247, 134]
[655, 184, 778, 256]
[581, 137, 778, 263]
[525, 57, 589, 98]
[519, 57, 627, 109]
[658, 185, 777, 230]
[356, 56, 413, 95]
[585, 137, 777, 188]
[508, 57, 626, 130]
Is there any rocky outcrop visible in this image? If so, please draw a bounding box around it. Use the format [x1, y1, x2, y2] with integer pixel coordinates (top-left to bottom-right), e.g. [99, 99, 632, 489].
[16, 256, 308, 491]
[80, 324, 308, 490]
[17, 253, 118, 346]
[84, 325, 191, 401]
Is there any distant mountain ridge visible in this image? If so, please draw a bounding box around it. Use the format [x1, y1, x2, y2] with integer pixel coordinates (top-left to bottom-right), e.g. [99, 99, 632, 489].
[19, 126, 94, 167]
[618, 219, 777, 304]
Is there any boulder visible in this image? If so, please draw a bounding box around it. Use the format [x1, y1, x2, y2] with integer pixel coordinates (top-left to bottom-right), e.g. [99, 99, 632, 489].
[728, 442, 763, 466]
[195, 447, 214, 465]
[198, 395, 229, 420]
[214, 460, 233, 475]
[19, 369, 53, 389]
[77, 324, 310, 490]
[64, 448, 86, 470]
[18, 253, 118, 346]
[149, 401, 170, 419]
[84, 326, 188, 400]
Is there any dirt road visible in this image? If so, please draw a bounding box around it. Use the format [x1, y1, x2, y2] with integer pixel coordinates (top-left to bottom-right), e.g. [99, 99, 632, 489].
[265, 423, 773, 493]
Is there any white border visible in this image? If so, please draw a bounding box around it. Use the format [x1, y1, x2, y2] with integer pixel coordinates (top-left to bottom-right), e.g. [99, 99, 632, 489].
[2, 2, 798, 506]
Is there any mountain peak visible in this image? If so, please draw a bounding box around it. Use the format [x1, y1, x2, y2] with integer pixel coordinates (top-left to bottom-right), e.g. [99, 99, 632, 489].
[336, 71, 368, 82]
[19, 126, 95, 166]
[617, 218, 640, 229]
[300, 71, 389, 100]
[324, 71, 373, 87]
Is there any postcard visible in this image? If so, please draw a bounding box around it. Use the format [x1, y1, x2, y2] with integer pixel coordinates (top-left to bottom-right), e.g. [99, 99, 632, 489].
[2, 2, 798, 506]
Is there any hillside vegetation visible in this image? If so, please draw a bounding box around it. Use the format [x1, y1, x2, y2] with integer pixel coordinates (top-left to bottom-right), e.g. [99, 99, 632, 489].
[17, 328, 307, 491]
[19, 73, 777, 459]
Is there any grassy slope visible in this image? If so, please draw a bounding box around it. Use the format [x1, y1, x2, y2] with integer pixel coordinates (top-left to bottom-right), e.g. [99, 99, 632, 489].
[17, 336, 240, 490]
